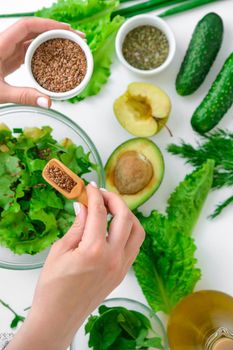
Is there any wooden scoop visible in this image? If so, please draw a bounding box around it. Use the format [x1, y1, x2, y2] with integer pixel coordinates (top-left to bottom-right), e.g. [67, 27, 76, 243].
[42, 158, 88, 206]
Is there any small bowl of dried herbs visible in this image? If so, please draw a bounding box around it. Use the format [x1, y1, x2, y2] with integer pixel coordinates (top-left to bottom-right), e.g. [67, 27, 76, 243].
[25, 29, 93, 100]
[115, 15, 176, 75]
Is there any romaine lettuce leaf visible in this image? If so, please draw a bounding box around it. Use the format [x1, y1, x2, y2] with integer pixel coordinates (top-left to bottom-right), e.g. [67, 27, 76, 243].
[134, 160, 214, 314]
[167, 160, 214, 235]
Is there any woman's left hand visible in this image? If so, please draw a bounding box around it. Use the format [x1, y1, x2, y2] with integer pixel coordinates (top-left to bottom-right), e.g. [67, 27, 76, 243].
[0, 18, 84, 108]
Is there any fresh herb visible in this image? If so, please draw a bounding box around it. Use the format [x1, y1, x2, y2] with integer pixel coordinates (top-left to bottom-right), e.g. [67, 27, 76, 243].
[0, 299, 25, 329]
[168, 129, 233, 218]
[112, 0, 220, 18]
[0, 0, 173, 19]
[85, 305, 164, 349]
[13, 128, 23, 134]
[159, 0, 220, 17]
[0, 0, 223, 21]
[0, 124, 95, 255]
[112, 0, 185, 18]
[122, 25, 169, 70]
[134, 160, 214, 314]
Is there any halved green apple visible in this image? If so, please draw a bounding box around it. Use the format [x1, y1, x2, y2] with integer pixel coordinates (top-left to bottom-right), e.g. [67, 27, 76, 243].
[113, 82, 171, 137]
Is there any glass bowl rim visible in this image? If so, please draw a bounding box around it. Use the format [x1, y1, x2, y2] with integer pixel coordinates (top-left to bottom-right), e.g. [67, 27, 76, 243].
[71, 297, 168, 349]
[0, 104, 105, 270]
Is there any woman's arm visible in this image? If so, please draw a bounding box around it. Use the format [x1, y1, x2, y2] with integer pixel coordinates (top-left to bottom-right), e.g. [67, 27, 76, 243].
[5, 184, 145, 350]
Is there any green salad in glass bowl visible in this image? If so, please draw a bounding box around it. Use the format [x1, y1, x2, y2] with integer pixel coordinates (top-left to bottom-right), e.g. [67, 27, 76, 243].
[0, 105, 104, 270]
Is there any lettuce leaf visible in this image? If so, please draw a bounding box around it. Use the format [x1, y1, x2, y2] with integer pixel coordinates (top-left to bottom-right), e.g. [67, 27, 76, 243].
[166, 159, 214, 235]
[134, 160, 214, 314]
[36, 0, 124, 102]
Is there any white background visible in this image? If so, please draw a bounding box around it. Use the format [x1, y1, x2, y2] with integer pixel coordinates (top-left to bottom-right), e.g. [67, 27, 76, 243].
[0, 0, 232, 344]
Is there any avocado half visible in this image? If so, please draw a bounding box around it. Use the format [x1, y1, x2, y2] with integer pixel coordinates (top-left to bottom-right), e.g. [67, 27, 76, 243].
[105, 138, 164, 210]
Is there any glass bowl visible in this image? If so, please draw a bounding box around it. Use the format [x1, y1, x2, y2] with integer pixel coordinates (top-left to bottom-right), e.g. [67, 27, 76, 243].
[71, 297, 169, 349]
[0, 105, 105, 270]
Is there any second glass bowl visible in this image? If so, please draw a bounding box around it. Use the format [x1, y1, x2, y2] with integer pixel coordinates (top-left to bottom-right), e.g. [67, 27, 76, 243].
[71, 297, 168, 349]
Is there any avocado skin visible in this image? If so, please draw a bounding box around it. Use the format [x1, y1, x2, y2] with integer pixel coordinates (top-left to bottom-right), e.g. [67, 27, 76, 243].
[176, 13, 223, 96]
[191, 52, 233, 134]
[105, 138, 164, 210]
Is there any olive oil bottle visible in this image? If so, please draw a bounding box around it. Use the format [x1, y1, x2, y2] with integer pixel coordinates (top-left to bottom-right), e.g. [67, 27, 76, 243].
[167, 290, 233, 350]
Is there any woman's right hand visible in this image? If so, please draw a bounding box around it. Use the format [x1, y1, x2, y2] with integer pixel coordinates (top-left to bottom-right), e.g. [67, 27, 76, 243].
[6, 183, 145, 350]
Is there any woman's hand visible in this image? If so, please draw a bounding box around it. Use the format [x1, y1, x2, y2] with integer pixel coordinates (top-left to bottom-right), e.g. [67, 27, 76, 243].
[0, 18, 84, 108]
[6, 184, 145, 350]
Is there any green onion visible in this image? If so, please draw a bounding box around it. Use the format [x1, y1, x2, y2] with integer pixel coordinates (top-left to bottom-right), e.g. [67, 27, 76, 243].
[13, 128, 23, 134]
[112, 0, 185, 18]
[0, 12, 34, 18]
[0, 0, 223, 20]
[119, 0, 137, 2]
[159, 0, 221, 17]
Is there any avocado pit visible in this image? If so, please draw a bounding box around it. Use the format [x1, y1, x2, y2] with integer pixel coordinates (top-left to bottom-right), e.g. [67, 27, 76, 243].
[114, 150, 153, 195]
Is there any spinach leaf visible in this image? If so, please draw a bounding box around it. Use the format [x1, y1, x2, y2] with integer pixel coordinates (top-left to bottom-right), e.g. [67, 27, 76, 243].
[85, 305, 164, 349]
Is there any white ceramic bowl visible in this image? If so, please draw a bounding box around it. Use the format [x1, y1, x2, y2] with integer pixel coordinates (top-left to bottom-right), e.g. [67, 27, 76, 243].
[25, 29, 94, 100]
[115, 15, 176, 75]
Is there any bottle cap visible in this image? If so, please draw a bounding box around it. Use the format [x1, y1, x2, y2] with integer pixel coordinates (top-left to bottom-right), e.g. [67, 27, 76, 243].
[212, 338, 233, 350]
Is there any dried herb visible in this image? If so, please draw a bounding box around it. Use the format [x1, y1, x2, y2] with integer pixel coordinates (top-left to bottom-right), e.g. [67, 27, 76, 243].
[122, 25, 169, 70]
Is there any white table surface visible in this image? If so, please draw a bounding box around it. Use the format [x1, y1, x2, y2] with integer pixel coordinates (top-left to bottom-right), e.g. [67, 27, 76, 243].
[0, 0, 232, 344]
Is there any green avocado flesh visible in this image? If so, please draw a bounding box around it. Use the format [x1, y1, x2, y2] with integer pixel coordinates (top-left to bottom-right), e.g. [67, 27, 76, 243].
[105, 138, 164, 210]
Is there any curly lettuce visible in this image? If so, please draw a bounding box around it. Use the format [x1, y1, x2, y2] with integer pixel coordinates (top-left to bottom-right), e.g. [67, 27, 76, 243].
[134, 160, 214, 314]
[0, 125, 95, 255]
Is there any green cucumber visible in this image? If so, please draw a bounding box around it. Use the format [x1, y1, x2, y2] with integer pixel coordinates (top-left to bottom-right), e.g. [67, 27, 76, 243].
[191, 52, 233, 134]
[176, 12, 223, 96]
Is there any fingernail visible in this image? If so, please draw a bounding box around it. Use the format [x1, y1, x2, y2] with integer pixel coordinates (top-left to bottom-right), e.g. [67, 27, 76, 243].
[73, 202, 81, 216]
[100, 187, 107, 192]
[76, 30, 86, 37]
[37, 97, 49, 109]
[90, 181, 97, 188]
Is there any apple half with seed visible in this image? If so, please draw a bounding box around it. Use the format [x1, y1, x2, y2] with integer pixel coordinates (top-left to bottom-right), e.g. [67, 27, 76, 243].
[113, 82, 171, 137]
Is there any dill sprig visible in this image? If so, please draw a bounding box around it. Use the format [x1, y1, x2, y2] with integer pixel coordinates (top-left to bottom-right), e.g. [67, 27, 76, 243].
[211, 194, 233, 219]
[167, 129, 233, 218]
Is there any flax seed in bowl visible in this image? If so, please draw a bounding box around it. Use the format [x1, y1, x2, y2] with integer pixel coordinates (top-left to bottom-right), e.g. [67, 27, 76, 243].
[25, 30, 93, 100]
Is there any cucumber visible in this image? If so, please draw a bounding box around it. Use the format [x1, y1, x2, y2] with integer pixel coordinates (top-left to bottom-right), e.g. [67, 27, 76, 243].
[191, 52, 233, 134]
[176, 12, 223, 96]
